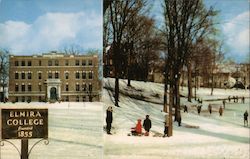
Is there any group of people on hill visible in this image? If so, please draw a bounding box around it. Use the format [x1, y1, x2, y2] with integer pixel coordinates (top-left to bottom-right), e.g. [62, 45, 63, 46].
[105, 106, 153, 136]
[228, 96, 245, 103]
[131, 115, 152, 136]
[106, 103, 249, 135]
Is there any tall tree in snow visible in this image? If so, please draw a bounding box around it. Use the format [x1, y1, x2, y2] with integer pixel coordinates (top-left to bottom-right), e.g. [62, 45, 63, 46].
[162, 0, 218, 136]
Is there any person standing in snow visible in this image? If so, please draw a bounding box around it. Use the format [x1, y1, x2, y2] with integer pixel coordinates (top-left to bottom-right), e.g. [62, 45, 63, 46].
[177, 115, 181, 126]
[131, 119, 142, 136]
[242, 96, 245, 103]
[228, 96, 231, 102]
[222, 100, 226, 109]
[163, 114, 169, 137]
[219, 106, 223, 116]
[208, 104, 212, 114]
[143, 115, 152, 136]
[244, 110, 248, 127]
[106, 106, 113, 134]
[184, 105, 188, 113]
[197, 105, 202, 115]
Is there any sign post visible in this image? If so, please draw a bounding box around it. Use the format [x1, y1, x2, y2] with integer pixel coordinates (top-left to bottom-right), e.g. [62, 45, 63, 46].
[1, 108, 48, 159]
[21, 139, 28, 159]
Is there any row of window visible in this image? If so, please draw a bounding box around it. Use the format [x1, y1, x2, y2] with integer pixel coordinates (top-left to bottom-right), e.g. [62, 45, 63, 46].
[14, 83, 93, 92]
[14, 96, 90, 102]
[14, 72, 94, 80]
[14, 59, 93, 66]
[69, 83, 92, 92]
[15, 84, 33, 92]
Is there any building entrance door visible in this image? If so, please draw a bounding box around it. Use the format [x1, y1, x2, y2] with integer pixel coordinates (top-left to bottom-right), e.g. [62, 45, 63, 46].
[50, 87, 57, 100]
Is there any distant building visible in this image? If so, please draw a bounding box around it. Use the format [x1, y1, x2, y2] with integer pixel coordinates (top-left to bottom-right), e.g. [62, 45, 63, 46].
[8, 52, 100, 102]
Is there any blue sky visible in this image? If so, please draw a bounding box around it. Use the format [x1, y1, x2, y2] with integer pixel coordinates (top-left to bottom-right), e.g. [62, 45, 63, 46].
[0, 0, 102, 55]
[150, 0, 249, 63]
[0, 0, 249, 63]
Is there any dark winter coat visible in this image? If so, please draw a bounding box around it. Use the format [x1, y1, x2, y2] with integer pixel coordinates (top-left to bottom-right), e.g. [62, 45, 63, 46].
[244, 112, 248, 120]
[143, 118, 152, 132]
[106, 110, 113, 123]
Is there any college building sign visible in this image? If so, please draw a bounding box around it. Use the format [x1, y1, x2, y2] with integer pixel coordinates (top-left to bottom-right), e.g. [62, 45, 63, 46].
[1, 109, 48, 139]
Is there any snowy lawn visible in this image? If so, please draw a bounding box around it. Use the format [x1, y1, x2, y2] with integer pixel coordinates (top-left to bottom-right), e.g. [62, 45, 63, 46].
[0, 102, 103, 159]
[103, 78, 250, 159]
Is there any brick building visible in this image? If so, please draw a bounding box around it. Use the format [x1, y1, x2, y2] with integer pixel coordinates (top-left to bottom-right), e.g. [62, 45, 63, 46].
[8, 52, 100, 102]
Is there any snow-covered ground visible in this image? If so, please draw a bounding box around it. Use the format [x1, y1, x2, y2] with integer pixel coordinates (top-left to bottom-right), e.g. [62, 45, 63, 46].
[0, 78, 249, 159]
[103, 78, 250, 159]
[0, 102, 103, 159]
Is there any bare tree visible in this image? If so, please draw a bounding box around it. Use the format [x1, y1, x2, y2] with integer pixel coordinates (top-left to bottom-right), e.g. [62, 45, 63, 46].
[105, 0, 147, 106]
[0, 49, 9, 102]
[162, 0, 218, 136]
[124, 14, 161, 85]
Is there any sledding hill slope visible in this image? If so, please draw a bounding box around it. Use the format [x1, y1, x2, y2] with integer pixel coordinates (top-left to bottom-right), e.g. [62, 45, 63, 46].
[103, 78, 249, 159]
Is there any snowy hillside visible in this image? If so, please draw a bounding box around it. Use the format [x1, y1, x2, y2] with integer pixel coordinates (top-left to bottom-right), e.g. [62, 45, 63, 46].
[102, 78, 250, 159]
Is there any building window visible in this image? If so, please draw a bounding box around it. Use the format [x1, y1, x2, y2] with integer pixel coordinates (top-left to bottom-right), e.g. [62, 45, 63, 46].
[39, 60, 42, 66]
[27, 96, 31, 102]
[22, 84, 25, 92]
[15, 84, 19, 92]
[28, 85, 32, 92]
[39, 84, 42, 92]
[76, 96, 80, 102]
[38, 73, 42, 79]
[21, 61, 25, 66]
[28, 61, 32, 66]
[82, 95, 86, 102]
[55, 60, 59, 66]
[15, 61, 19, 66]
[82, 72, 86, 79]
[82, 83, 86, 91]
[88, 60, 92, 66]
[89, 83, 92, 92]
[48, 72, 52, 79]
[15, 97, 19, 102]
[15, 73, 19, 79]
[28, 72, 32, 79]
[76, 84, 80, 91]
[21, 73, 25, 79]
[65, 84, 69, 91]
[21, 96, 25, 102]
[48, 60, 52, 66]
[65, 72, 69, 79]
[82, 60, 86, 66]
[88, 71, 93, 79]
[65, 96, 69, 102]
[75, 72, 80, 79]
[75, 60, 79, 66]
[55, 72, 59, 79]
[39, 96, 42, 102]
[65, 60, 69, 66]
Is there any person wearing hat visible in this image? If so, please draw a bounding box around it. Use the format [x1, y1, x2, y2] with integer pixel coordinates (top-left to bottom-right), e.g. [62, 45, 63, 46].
[106, 106, 113, 134]
[143, 115, 152, 136]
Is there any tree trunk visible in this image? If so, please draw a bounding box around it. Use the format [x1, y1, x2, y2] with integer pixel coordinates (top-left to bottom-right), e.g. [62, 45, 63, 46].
[175, 78, 181, 124]
[163, 72, 168, 112]
[115, 77, 119, 106]
[210, 74, 214, 95]
[187, 62, 192, 102]
[168, 69, 174, 137]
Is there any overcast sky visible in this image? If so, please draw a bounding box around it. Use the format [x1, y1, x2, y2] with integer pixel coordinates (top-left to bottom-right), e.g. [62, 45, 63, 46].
[0, 0, 249, 63]
[0, 0, 102, 55]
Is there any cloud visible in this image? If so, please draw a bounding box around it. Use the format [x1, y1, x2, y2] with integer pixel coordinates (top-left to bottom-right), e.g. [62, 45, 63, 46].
[0, 11, 102, 54]
[222, 11, 249, 58]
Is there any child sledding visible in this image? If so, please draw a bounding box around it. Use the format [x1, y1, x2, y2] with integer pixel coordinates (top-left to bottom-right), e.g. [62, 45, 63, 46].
[129, 115, 152, 136]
